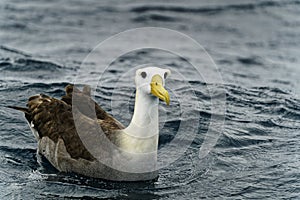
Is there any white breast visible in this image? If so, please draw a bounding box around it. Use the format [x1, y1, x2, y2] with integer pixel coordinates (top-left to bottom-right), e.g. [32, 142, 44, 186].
[117, 130, 159, 153]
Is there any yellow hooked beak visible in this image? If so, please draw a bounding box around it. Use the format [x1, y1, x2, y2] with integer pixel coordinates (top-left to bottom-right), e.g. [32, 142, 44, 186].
[150, 74, 170, 105]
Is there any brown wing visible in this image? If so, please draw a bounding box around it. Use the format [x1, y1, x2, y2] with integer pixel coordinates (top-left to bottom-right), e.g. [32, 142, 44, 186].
[23, 84, 124, 161]
[61, 84, 124, 129]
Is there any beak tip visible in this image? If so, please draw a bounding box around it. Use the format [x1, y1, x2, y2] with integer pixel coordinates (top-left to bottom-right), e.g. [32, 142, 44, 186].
[167, 99, 170, 106]
[150, 81, 170, 106]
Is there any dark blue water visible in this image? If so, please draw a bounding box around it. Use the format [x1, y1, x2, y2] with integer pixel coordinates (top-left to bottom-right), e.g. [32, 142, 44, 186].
[1, 0, 300, 199]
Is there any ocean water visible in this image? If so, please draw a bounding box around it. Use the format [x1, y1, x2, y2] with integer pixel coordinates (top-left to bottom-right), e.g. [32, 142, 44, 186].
[1, 0, 300, 199]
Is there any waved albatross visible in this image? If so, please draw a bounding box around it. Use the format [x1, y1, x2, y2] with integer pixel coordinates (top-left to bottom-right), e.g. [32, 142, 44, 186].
[9, 67, 171, 181]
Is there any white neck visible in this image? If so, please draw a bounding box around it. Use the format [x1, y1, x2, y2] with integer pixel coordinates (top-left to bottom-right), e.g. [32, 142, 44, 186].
[127, 90, 159, 134]
[119, 89, 159, 153]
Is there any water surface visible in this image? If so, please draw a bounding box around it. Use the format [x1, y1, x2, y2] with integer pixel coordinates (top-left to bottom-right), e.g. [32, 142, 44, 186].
[0, 0, 299, 199]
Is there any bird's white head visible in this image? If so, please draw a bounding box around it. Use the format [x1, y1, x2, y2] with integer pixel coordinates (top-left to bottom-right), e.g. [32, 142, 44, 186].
[135, 67, 171, 105]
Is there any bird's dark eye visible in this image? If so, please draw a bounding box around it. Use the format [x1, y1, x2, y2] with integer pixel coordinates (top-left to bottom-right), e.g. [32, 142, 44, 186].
[141, 71, 147, 78]
[164, 72, 168, 79]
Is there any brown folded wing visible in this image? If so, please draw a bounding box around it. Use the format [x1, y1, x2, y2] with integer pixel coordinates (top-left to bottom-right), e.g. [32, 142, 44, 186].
[25, 84, 124, 161]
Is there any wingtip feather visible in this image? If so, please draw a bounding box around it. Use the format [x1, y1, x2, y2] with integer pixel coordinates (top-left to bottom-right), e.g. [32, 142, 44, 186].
[7, 105, 29, 113]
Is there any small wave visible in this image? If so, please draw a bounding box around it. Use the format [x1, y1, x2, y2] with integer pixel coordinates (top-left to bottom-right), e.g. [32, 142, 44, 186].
[0, 146, 35, 155]
[225, 84, 300, 131]
[0, 45, 31, 57]
[226, 84, 289, 105]
[16, 58, 62, 71]
[0, 21, 30, 31]
[23, 82, 69, 90]
[285, 98, 300, 112]
[0, 146, 37, 169]
[1, 82, 70, 97]
[130, 1, 289, 14]
[237, 56, 264, 66]
[217, 131, 272, 148]
[35, 83, 69, 97]
[258, 118, 300, 129]
[0, 57, 65, 72]
[132, 13, 179, 22]
[188, 80, 207, 86]
[232, 73, 259, 79]
[271, 79, 291, 85]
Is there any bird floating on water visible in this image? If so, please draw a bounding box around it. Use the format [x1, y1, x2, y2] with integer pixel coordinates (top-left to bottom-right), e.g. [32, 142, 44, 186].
[9, 67, 171, 181]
